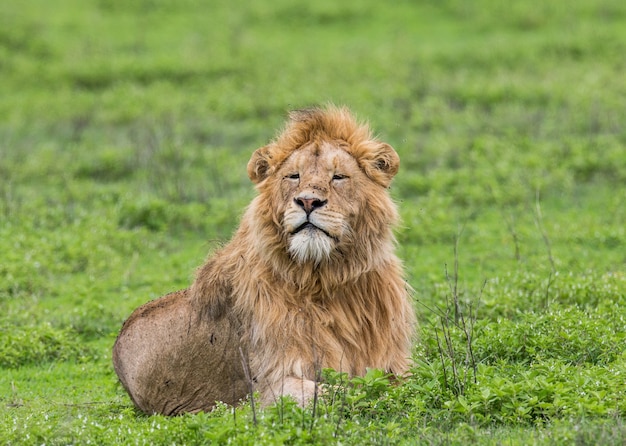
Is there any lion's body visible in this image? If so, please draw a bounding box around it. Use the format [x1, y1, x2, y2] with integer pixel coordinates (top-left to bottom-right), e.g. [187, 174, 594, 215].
[113, 106, 416, 415]
[112, 290, 248, 415]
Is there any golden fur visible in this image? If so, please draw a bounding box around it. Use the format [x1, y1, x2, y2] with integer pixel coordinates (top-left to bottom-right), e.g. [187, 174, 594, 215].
[113, 105, 416, 414]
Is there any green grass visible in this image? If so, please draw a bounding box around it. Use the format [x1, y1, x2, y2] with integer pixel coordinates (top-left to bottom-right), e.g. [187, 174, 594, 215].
[1, 0, 626, 444]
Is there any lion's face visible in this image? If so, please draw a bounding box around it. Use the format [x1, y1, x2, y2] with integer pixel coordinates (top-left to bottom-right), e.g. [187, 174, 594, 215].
[246, 106, 400, 267]
[278, 142, 361, 264]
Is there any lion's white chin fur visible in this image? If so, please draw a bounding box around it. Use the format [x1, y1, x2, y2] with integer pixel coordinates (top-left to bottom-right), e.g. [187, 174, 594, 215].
[288, 228, 334, 264]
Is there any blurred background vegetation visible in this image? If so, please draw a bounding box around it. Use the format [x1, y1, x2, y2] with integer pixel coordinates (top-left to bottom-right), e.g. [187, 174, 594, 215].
[1, 0, 625, 444]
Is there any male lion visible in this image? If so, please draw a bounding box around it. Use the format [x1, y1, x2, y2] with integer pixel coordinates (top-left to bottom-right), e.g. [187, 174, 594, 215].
[113, 105, 416, 415]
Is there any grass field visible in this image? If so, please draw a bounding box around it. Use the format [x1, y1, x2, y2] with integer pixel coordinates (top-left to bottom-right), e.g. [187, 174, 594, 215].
[1, 0, 625, 444]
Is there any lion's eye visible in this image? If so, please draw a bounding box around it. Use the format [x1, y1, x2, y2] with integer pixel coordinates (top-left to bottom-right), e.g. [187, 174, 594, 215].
[286, 173, 300, 180]
[332, 174, 348, 181]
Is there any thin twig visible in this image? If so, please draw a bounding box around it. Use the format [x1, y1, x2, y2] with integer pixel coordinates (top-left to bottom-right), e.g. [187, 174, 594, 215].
[533, 188, 556, 273]
[310, 367, 321, 433]
[487, 184, 521, 262]
[453, 231, 461, 324]
[434, 327, 449, 392]
[239, 346, 257, 426]
[333, 372, 347, 438]
[436, 225, 480, 397]
[544, 271, 554, 308]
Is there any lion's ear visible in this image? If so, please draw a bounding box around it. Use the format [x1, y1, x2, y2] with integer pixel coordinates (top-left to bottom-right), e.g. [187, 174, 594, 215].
[361, 143, 400, 188]
[247, 146, 273, 184]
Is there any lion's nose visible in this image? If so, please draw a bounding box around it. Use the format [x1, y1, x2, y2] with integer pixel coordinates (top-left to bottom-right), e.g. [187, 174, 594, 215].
[295, 196, 327, 215]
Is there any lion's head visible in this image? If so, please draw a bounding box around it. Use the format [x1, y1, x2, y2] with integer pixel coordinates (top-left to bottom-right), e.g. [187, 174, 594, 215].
[246, 106, 400, 268]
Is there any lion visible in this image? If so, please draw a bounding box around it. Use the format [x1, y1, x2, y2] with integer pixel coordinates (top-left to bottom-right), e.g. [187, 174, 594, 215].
[112, 105, 416, 415]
